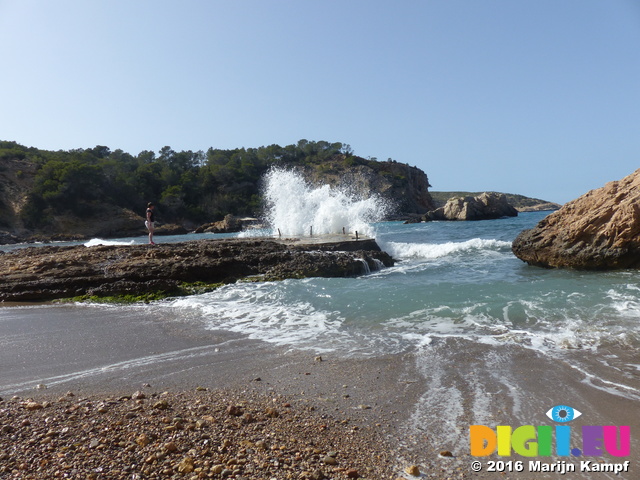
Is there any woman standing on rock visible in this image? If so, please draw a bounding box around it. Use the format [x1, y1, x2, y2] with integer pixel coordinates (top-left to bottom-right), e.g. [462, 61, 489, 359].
[145, 202, 156, 245]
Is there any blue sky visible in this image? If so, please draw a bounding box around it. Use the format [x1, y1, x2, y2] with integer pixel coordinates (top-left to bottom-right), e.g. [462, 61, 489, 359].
[1, 0, 638, 203]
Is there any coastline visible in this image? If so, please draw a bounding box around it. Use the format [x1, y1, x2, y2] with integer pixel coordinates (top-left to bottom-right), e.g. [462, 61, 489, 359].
[0, 305, 426, 479]
[2, 304, 639, 479]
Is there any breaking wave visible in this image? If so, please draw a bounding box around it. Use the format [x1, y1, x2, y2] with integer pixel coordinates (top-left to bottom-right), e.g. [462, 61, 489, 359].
[379, 238, 512, 260]
[262, 168, 390, 237]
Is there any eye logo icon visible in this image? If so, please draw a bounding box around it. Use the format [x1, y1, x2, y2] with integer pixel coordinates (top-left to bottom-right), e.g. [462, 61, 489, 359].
[546, 405, 582, 423]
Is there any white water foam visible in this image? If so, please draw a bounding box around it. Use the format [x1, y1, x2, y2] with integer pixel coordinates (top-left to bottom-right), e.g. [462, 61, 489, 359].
[262, 168, 389, 237]
[84, 238, 136, 247]
[167, 282, 351, 353]
[378, 237, 512, 261]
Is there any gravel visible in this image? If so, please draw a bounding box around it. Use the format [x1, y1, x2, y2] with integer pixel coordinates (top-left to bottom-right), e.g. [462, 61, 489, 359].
[0, 387, 397, 480]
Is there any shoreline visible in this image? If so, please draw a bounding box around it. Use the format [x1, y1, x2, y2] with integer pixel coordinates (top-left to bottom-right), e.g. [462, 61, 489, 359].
[0, 304, 428, 479]
[2, 304, 639, 479]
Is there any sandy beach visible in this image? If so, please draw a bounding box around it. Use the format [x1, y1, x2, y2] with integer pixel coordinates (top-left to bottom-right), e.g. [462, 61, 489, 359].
[1, 304, 639, 479]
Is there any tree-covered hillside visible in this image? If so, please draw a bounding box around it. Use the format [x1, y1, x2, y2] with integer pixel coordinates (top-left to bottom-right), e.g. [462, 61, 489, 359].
[0, 140, 433, 236]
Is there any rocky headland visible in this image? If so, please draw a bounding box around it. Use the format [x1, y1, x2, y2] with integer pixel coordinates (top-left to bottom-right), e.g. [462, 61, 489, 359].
[0, 237, 393, 303]
[422, 192, 518, 222]
[429, 191, 561, 212]
[512, 168, 640, 269]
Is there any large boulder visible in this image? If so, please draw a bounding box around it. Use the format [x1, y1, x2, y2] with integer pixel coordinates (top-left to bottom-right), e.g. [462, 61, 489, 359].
[512, 169, 640, 269]
[424, 192, 518, 221]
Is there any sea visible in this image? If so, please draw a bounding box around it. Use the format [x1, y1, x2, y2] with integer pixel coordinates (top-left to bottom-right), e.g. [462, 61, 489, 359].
[2, 169, 639, 470]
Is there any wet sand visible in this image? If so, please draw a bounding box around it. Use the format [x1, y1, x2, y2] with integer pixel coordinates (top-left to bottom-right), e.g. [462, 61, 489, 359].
[1, 305, 639, 479]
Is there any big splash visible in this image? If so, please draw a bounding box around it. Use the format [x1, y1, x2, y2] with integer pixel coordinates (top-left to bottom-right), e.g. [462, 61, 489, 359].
[261, 168, 390, 237]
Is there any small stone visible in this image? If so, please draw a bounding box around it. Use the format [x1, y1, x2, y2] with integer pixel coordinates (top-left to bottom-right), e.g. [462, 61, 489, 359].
[131, 391, 146, 400]
[322, 456, 337, 465]
[227, 405, 243, 416]
[439, 450, 453, 457]
[164, 441, 178, 453]
[346, 469, 360, 478]
[405, 465, 420, 476]
[177, 456, 195, 474]
[314, 356, 323, 362]
[35, 383, 47, 390]
[152, 400, 169, 410]
[242, 413, 254, 423]
[25, 402, 43, 411]
[136, 434, 152, 447]
[195, 386, 207, 391]
[264, 407, 279, 418]
[210, 464, 224, 474]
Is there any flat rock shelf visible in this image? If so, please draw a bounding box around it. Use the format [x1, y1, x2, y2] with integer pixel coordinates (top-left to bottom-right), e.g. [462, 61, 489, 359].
[0, 236, 393, 303]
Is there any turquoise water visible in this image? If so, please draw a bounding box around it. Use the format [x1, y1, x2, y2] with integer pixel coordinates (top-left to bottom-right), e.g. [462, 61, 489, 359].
[155, 212, 640, 369]
[5, 210, 638, 365]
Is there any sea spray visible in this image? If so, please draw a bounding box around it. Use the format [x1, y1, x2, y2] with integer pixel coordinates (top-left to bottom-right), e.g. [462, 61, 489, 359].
[262, 168, 390, 237]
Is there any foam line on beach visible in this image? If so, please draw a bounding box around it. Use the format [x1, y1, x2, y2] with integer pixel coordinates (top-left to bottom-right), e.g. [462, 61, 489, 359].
[0, 344, 225, 395]
[571, 363, 640, 401]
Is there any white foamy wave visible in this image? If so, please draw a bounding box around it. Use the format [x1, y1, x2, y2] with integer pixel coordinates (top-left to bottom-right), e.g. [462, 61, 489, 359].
[167, 282, 351, 352]
[379, 238, 511, 260]
[606, 287, 640, 318]
[263, 168, 389, 237]
[84, 238, 136, 247]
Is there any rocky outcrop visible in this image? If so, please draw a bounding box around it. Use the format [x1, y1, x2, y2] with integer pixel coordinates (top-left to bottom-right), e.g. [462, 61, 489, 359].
[423, 192, 518, 221]
[517, 202, 561, 213]
[512, 169, 640, 269]
[0, 238, 394, 302]
[194, 215, 260, 234]
[297, 157, 436, 214]
[429, 191, 560, 212]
